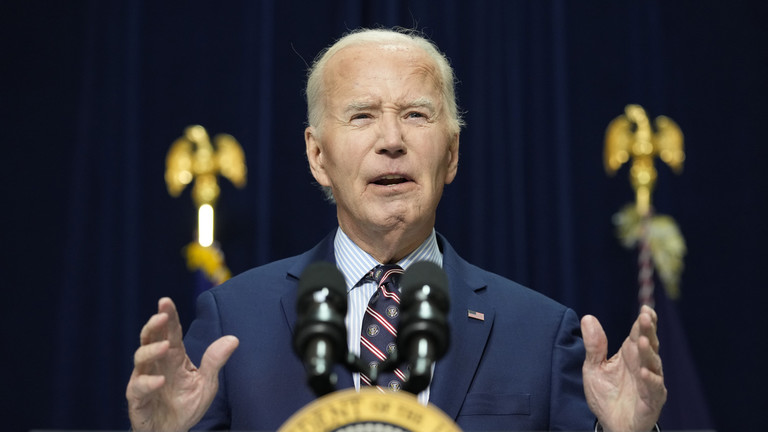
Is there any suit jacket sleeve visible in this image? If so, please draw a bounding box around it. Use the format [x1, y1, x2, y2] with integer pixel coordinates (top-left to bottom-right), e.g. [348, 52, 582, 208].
[549, 307, 594, 431]
[185, 289, 231, 430]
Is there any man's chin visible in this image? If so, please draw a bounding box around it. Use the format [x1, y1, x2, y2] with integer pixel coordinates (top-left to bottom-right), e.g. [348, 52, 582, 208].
[368, 209, 435, 236]
[341, 196, 433, 232]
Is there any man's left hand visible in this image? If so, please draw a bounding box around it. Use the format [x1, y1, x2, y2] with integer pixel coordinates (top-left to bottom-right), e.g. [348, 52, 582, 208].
[581, 305, 667, 432]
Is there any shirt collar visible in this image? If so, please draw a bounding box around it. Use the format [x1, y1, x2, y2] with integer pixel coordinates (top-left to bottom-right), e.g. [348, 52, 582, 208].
[333, 227, 443, 292]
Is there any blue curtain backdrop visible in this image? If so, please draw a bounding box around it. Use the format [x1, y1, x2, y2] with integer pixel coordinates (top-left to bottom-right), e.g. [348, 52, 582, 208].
[4, 1, 767, 430]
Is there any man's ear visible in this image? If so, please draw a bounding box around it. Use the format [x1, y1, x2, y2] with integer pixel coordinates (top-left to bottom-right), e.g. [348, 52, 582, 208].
[444, 133, 460, 184]
[305, 126, 331, 186]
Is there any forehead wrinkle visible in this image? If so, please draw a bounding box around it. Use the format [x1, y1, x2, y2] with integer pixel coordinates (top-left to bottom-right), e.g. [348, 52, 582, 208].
[404, 62, 443, 113]
[411, 59, 442, 89]
[326, 44, 445, 119]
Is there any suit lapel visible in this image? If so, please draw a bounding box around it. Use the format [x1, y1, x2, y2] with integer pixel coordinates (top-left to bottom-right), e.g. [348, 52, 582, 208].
[280, 231, 337, 335]
[278, 231, 355, 390]
[429, 236, 495, 420]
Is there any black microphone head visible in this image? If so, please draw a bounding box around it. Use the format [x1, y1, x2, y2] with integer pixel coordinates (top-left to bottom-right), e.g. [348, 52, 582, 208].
[297, 261, 347, 315]
[400, 261, 450, 312]
[398, 261, 451, 393]
[294, 261, 348, 397]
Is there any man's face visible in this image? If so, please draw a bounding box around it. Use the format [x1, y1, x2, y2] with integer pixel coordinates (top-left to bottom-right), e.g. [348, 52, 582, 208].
[305, 42, 459, 241]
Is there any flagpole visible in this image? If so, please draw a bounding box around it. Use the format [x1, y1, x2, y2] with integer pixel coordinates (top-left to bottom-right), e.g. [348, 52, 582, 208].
[637, 212, 655, 307]
[604, 104, 686, 308]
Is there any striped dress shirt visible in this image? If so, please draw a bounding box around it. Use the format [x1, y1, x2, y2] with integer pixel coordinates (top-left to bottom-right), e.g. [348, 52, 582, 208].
[333, 227, 443, 405]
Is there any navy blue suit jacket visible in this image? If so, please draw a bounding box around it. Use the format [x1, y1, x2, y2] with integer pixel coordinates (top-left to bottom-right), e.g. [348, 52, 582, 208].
[185, 232, 593, 431]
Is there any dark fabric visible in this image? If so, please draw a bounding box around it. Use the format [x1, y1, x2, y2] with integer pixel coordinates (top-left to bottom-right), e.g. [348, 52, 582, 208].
[185, 232, 593, 431]
[6, 1, 768, 431]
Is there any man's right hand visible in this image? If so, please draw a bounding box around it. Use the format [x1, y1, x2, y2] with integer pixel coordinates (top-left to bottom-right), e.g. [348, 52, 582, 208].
[126, 297, 239, 432]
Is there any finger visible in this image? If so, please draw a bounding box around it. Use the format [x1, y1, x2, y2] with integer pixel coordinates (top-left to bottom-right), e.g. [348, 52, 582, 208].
[638, 308, 660, 353]
[580, 315, 608, 367]
[157, 297, 185, 347]
[133, 340, 170, 373]
[640, 304, 658, 325]
[628, 306, 657, 345]
[639, 365, 668, 406]
[637, 335, 664, 376]
[200, 336, 240, 378]
[126, 374, 166, 401]
[139, 312, 170, 346]
[628, 312, 643, 343]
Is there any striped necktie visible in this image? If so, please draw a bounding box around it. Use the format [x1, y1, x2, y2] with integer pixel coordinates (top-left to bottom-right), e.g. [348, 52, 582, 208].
[360, 264, 405, 391]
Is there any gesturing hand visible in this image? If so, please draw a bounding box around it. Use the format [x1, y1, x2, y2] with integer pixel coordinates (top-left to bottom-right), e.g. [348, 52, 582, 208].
[581, 305, 667, 432]
[126, 297, 239, 432]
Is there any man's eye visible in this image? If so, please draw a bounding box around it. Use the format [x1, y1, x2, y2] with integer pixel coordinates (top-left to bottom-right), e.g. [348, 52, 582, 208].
[407, 111, 428, 119]
[351, 113, 372, 121]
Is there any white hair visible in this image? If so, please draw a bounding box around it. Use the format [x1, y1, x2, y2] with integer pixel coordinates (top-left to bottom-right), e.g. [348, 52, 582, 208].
[305, 28, 464, 202]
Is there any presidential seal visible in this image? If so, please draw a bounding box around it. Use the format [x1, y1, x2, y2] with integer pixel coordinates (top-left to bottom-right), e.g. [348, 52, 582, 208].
[278, 388, 462, 432]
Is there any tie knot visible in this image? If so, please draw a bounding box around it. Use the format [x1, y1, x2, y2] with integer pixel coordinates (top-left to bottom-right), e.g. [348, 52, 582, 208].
[369, 264, 404, 287]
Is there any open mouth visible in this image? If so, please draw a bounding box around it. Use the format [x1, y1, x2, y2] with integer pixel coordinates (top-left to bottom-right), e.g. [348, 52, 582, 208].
[372, 174, 411, 186]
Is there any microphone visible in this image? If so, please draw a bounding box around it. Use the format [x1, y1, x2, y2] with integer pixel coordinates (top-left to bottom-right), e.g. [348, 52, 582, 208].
[293, 261, 348, 396]
[398, 261, 450, 394]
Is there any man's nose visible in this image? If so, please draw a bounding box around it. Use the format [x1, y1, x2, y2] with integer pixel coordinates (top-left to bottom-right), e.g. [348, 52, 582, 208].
[375, 114, 406, 155]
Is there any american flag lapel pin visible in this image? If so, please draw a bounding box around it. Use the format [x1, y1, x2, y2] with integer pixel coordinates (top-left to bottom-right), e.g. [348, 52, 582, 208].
[467, 309, 485, 321]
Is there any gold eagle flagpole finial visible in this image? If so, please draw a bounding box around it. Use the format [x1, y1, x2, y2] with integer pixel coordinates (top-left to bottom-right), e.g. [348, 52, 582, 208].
[604, 105, 687, 305]
[604, 104, 685, 216]
[165, 125, 247, 285]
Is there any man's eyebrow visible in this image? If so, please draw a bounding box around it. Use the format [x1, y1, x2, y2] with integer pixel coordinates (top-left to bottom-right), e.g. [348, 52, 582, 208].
[403, 97, 436, 111]
[343, 97, 436, 114]
[344, 100, 379, 113]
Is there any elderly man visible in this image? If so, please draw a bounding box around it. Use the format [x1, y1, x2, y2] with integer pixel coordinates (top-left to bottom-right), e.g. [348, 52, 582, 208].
[127, 28, 666, 431]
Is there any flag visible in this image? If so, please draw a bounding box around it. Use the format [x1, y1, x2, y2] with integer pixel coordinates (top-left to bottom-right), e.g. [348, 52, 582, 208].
[654, 285, 714, 429]
[467, 310, 485, 321]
